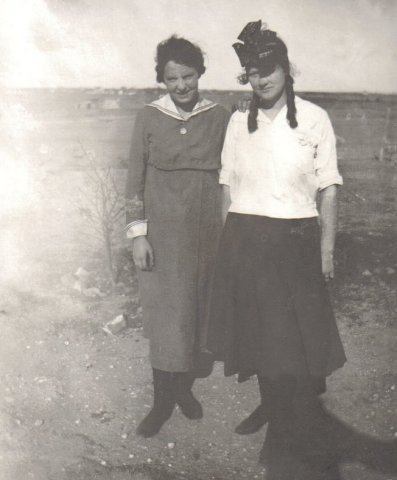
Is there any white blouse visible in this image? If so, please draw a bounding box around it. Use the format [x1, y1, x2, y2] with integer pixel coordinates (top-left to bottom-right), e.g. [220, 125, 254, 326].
[220, 97, 343, 219]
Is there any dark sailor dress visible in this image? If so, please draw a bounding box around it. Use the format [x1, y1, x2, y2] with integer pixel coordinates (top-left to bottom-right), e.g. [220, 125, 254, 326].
[125, 95, 230, 372]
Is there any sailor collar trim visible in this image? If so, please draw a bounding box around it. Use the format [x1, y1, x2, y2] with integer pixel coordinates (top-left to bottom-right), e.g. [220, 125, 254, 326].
[148, 94, 217, 121]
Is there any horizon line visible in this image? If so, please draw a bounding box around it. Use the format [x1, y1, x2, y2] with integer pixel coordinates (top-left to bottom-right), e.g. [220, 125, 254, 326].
[2, 86, 397, 96]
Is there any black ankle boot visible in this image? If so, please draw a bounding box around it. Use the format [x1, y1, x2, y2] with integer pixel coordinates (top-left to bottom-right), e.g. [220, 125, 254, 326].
[174, 372, 203, 419]
[136, 369, 175, 438]
[235, 375, 270, 435]
[235, 404, 268, 434]
[259, 376, 298, 466]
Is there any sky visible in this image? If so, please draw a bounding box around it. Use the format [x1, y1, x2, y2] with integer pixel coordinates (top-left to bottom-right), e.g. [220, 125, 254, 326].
[0, 0, 396, 92]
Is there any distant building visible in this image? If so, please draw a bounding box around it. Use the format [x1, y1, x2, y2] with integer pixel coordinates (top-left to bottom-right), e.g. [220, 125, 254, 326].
[77, 99, 99, 110]
[88, 88, 104, 95]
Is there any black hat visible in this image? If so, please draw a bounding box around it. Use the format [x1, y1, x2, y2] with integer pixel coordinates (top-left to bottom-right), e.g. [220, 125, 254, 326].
[233, 20, 288, 75]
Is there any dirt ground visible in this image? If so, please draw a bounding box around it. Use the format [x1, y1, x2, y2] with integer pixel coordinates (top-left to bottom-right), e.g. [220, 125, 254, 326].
[0, 89, 396, 479]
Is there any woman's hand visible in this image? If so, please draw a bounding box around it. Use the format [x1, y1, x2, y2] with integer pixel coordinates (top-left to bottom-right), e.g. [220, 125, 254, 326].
[322, 250, 334, 281]
[233, 97, 251, 113]
[132, 236, 154, 271]
[221, 185, 232, 225]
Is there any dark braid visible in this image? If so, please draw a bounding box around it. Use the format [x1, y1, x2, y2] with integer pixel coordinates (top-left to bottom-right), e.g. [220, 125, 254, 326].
[285, 74, 298, 129]
[248, 93, 260, 133]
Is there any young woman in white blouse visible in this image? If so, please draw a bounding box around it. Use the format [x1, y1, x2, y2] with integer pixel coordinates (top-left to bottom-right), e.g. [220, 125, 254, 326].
[208, 21, 346, 465]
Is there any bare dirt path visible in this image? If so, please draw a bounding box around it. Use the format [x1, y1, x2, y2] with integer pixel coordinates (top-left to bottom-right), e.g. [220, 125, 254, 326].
[0, 91, 396, 479]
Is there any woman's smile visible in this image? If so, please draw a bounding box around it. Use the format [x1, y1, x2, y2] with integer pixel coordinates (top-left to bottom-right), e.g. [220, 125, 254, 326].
[258, 86, 273, 92]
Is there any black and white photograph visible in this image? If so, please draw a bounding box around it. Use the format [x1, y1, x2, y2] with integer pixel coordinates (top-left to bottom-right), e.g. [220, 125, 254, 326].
[0, 1, 396, 479]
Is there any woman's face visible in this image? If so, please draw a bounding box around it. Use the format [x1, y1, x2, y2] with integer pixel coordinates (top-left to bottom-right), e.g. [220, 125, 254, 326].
[247, 64, 286, 105]
[163, 60, 200, 108]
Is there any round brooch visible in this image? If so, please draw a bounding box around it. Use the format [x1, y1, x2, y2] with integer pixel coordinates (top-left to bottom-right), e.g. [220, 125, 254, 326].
[180, 127, 187, 135]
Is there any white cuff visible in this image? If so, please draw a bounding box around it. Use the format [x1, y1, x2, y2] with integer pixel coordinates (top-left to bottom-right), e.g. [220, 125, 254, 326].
[318, 173, 343, 190]
[126, 220, 148, 238]
[219, 169, 230, 186]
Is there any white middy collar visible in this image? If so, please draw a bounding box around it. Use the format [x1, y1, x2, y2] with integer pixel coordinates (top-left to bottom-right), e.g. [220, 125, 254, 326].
[148, 94, 217, 121]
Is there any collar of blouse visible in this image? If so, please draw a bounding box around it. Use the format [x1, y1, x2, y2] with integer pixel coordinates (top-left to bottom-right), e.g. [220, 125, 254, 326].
[148, 94, 218, 121]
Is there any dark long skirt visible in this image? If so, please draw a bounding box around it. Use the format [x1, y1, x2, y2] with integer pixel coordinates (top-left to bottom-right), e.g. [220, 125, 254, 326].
[207, 213, 346, 381]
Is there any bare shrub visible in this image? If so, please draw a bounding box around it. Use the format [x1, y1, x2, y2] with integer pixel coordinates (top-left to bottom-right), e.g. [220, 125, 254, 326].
[75, 146, 125, 287]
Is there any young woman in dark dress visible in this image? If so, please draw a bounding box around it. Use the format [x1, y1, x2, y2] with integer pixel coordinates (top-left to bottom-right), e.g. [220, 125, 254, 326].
[207, 20, 346, 464]
[125, 36, 229, 437]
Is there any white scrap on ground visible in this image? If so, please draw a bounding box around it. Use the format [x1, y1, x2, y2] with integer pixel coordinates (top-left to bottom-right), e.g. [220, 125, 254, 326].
[103, 314, 128, 335]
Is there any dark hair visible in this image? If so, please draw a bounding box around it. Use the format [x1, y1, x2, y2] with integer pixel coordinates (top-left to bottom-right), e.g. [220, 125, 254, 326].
[245, 36, 298, 133]
[155, 35, 206, 83]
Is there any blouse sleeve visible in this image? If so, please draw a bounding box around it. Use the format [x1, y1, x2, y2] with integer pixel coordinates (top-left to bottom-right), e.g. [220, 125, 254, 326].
[219, 114, 236, 186]
[314, 111, 343, 190]
[124, 108, 149, 237]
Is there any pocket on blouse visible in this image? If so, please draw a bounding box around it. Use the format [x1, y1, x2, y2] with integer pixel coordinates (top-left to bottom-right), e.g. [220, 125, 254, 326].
[289, 131, 317, 174]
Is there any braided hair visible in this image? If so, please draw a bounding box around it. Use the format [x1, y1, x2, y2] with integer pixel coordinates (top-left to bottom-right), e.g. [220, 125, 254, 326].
[285, 74, 298, 129]
[247, 92, 260, 133]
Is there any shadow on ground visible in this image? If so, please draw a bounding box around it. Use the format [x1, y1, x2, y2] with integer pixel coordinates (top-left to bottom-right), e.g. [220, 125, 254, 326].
[263, 399, 397, 480]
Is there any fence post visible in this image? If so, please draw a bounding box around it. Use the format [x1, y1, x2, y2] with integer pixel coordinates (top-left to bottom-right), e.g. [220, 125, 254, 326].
[379, 106, 391, 162]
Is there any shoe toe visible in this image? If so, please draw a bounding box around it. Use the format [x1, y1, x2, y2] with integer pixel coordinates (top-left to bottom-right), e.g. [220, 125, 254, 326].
[177, 395, 203, 419]
[234, 407, 268, 435]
